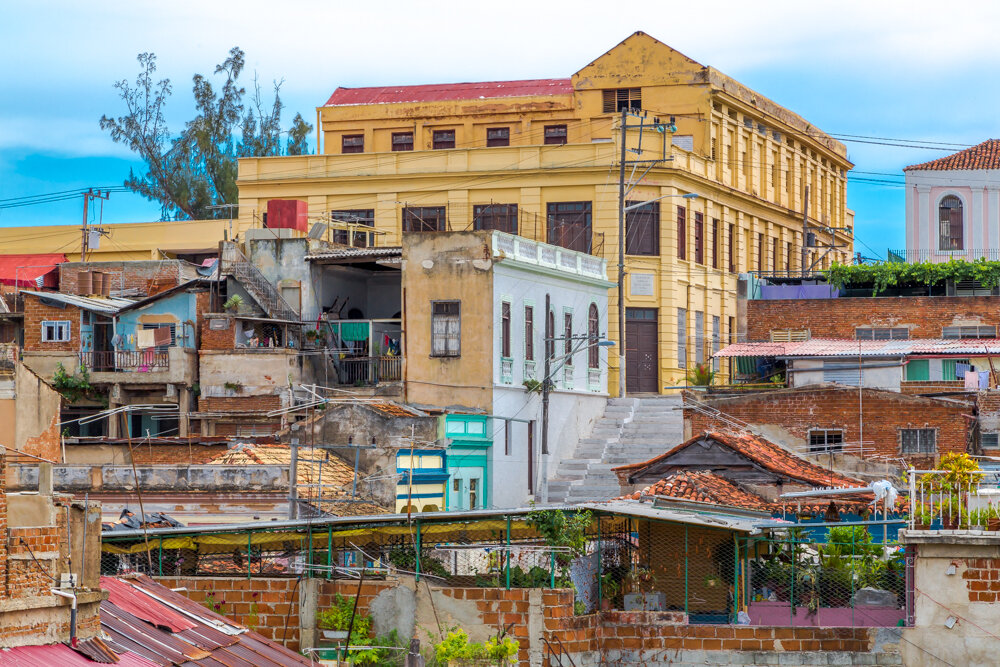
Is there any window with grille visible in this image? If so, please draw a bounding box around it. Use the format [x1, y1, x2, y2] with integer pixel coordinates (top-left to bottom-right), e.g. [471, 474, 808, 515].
[431, 301, 461, 357]
[330, 209, 375, 246]
[943, 325, 997, 339]
[983, 433, 1000, 449]
[676, 207, 687, 260]
[588, 303, 600, 369]
[341, 134, 364, 154]
[486, 127, 510, 147]
[473, 204, 518, 234]
[403, 206, 446, 232]
[41, 320, 70, 342]
[543, 125, 567, 145]
[602, 88, 642, 113]
[809, 429, 844, 454]
[625, 201, 659, 255]
[900, 428, 936, 455]
[856, 327, 910, 341]
[391, 131, 414, 151]
[524, 305, 534, 361]
[432, 129, 456, 149]
[501, 301, 511, 358]
[546, 201, 592, 253]
[142, 323, 176, 352]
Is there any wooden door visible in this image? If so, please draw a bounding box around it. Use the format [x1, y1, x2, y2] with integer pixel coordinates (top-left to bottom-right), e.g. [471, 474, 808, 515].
[626, 308, 659, 393]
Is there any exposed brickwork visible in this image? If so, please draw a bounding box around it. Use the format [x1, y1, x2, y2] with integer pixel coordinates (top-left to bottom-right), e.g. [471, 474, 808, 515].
[59, 261, 187, 297]
[200, 316, 236, 350]
[747, 296, 1000, 341]
[962, 558, 1000, 603]
[7, 525, 61, 597]
[198, 396, 282, 412]
[128, 444, 230, 465]
[22, 294, 80, 352]
[684, 386, 972, 464]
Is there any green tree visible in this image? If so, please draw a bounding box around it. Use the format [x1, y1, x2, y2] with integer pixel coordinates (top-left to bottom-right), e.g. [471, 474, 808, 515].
[100, 48, 313, 220]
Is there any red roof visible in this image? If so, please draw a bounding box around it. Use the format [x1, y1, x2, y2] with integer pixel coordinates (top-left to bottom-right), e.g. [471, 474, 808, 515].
[0, 642, 159, 666]
[621, 470, 774, 511]
[905, 139, 1000, 171]
[0, 253, 66, 288]
[325, 78, 573, 106]
[101, 576, 196, 632]
[614, 431, 864, 489]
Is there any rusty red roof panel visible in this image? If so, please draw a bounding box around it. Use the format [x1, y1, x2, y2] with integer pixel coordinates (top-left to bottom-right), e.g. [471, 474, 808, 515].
[621, 470, 774, 510]
[325, 79, 573, 106]
[102, 577, 197, 632]
[0, 643, 160, 666]
[905, 139, 1000, 171]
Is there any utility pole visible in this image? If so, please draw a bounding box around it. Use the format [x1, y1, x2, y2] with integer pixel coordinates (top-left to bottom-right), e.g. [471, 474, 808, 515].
[617, 107, 628, 398]
[540, 293, 551, 503]
[800, 185, 810, 276]
[80, 188, 110, 262]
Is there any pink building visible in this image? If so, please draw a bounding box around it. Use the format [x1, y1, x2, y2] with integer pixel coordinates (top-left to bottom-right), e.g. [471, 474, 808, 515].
[904, 139, 1000, 262]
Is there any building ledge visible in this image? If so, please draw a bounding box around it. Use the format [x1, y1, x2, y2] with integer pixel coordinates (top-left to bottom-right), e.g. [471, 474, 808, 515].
[0, 589, 105, 614]
[901, 528, 1000, 545]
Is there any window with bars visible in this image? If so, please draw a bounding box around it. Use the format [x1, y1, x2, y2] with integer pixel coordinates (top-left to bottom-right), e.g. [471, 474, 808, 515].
[694, 212, 704, 264]
[808, 429, 844, 454]
[403, 206, 446, 232]
[983, 433, 1000, 449]
[330, 209, 375, 246]
[625, 201, 659, 255]
[942, 325, 997, 339]
[474, 204, 518, 234]
[431, 301, 461, 357]
[546, 201, 592, 253]
[391, 131, 413, 151]
[856, 327, 910, 341]
[142, 323, 177, 352]
[900, 428, 936, 455]
[543, 125, 567, 145]
[524, 305, 534, 361]
[676, 207, 687, 260]
[486, 127, 510, 147]
[602, 88, 642, 113]
[501, 301, 511, 358]
[341, 134, 364, 153]
[41, 320, 70, 342]
[588, 303, 599, 369]
[432, 129, 456, 149]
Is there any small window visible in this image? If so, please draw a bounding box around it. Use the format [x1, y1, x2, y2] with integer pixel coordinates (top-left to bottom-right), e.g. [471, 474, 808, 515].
[943, 325, 997, 339]
[900, 428, 936, 455]
[432, 129, 455, 150]
[856, 327, 910, 341]
[524, 305, 534, 361]
[474, 204, 518, 234]
[486, 127, 510, 147]
[588, 303, 600, 369]
[983, 433, 1000, 449]
[431, 301, 461, 357]
[391, 131, 414, 151]
[501, 301, 511, 358]
[341, 134, 364, 154]
[770, 329, 810, 342]
[41, 320, 71, 343]
[602, 88, 641, 113]
[544, 125, 567, 145]
[808, 429, 844, 454]
[403, 206, 446, 232]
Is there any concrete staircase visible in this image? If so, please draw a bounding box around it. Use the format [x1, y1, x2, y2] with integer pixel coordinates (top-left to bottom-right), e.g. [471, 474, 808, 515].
[549, 395, 685, 504]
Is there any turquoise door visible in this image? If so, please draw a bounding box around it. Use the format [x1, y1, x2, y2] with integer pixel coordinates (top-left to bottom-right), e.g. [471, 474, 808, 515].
[450, 467, 484, 511]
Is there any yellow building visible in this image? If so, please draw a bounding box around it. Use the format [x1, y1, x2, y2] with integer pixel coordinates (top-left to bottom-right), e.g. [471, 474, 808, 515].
[236, 31, 854, 395]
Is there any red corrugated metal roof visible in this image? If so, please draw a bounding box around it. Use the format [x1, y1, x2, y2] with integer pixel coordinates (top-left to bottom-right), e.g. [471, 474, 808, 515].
[0, 253, 66, 288]
[0, 643, 160, 666]
[325, 78, 573, 106]
[102, 577, 197, 632]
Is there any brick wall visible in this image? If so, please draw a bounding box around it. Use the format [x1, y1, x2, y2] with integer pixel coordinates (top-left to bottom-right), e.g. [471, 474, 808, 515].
[962, 558, 1000, 603]
[59, 261, 183, 297]
[22, 295, 80, 352]
[747, 296, 1000, 341]
[7, 525, 61, 597]
[684, 387, 972, 463]
[129, 444, 230, 465]
[200, 315, 235, 350]
[0, 453, 7, 599]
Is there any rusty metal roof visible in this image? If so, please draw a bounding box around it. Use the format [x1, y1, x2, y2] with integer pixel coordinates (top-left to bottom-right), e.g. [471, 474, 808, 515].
[324, 79, 573, 106]
[0, 643, 160, 666]
[715, 338, 1000, 358]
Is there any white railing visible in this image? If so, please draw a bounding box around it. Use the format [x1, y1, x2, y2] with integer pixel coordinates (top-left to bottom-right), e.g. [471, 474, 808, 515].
[563, 365, 574, 390]
[588, 367, 601, 392]
[500, 357, 513, 385]
[524, 360, 537, 381]
[491, 231, 608, 280]
[908, 468, 1000, 531]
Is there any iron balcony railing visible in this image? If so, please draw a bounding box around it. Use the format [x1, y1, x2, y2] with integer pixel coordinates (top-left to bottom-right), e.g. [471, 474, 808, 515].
[81, 350, 169, 372]
[908, 468, 1000, 531]
[336, 356, 403, 386]
[888, 249, 1000, 263]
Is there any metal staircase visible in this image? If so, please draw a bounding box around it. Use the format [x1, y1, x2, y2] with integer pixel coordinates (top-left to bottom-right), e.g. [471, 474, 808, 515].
[219, 242, 298, 321]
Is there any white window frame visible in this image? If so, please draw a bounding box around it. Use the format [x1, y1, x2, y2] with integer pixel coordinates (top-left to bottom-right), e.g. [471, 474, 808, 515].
[431, 300, 461, 357]
[41, 320, 71, 343]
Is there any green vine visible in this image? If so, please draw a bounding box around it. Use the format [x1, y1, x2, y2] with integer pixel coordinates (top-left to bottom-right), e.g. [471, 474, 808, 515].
[828, 258, 1000, 296]
[52, 362, 94, 403]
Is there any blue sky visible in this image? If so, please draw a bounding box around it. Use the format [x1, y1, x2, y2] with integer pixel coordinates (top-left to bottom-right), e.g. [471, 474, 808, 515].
[3, 0, 999, 255]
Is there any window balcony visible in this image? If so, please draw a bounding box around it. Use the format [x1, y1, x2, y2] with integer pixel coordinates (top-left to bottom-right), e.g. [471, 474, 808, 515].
[587, 367, 601, 392]
[500, 357, 514, 385]
[563, 365, 574, 390]
[524, 359, 537, 381]
[80, 349, 169, 372]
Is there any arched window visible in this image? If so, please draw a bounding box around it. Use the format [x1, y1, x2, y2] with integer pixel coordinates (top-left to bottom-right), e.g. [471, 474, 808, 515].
[588, 304, 600, 369]
[939, 196, 964, 250]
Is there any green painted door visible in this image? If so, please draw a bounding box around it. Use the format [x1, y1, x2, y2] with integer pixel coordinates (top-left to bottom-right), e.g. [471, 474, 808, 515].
[905, 359, 929, 381]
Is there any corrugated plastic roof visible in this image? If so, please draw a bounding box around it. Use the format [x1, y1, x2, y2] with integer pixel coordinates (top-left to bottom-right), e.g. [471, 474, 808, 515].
[714, 337, 1000, 358]
[21, 289, 134, 314]
[325, 79, 573, 106]
[304, 247, 402, 261]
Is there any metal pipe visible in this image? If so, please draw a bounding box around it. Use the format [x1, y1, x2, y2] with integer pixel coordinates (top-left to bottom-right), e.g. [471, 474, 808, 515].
[51, 589, 77, 647]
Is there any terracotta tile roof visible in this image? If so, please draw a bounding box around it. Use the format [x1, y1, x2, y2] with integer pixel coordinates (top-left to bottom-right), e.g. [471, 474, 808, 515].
[905, 139, 1000, 171]
[325, 79, 573, 106]
[621, 471, 774, 511]
[613, 431, 864, 489]
[208, 443, 390, 516]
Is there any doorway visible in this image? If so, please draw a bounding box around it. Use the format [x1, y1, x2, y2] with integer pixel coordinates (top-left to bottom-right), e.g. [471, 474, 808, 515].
[626, 308, 659, 393]
[450, 468, 484, 511]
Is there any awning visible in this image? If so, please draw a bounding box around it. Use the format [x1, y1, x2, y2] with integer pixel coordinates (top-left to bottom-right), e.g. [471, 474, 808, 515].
[0, 253, 66, 288]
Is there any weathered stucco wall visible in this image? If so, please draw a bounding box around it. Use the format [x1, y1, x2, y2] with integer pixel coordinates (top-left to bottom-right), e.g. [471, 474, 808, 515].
[14, 364, 62, 461]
